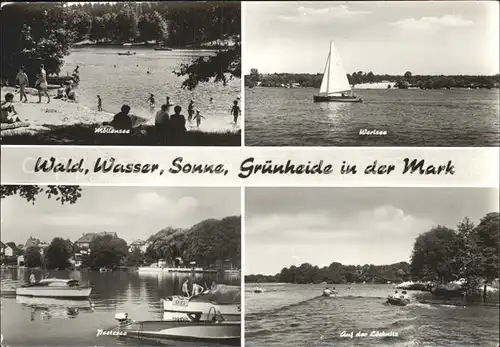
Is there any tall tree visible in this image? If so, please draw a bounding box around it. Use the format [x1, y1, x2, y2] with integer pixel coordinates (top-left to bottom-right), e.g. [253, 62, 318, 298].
[45, 237, 73, 270]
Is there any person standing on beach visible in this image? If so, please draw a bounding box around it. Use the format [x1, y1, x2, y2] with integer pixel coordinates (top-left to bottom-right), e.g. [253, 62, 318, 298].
[231, 100, 240, 124]
[169, 105, 186, 145]
[1, 93, 20, 123]
[155, 104, 170, 145]
[187, 100, 194, 122]
[97, 95, 102, 111]
[16, 66, 29, 102]
[36, 64, 50, 104]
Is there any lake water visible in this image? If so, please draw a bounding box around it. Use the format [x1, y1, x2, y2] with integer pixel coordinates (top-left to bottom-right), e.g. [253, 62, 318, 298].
[0, 268, 240, 347]
[244, 87, 500, 146]
[62, 47, 241, 132]
[245, 283, 499, 347]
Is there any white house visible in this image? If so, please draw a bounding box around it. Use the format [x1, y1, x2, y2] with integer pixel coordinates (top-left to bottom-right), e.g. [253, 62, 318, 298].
[0, 241, 14, 257]
[128, 240, 148, 253]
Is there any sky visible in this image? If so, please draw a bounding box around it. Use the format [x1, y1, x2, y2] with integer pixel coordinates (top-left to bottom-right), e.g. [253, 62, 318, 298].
[245, 188, 499, 275]
[244, 1, 499, 75]
[1, 187, 240, 245]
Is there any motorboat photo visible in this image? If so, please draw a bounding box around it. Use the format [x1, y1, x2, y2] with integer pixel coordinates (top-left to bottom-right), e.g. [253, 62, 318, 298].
[113, 310, 240, 344]
[16, 278, 92, 299]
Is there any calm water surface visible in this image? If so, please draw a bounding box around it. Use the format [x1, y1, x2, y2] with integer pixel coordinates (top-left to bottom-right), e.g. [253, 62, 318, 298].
[245, 283, 499, 347]
[245, 87, 499, 146]
[62, 47, 241, 132]
[0, 268, 240, 347]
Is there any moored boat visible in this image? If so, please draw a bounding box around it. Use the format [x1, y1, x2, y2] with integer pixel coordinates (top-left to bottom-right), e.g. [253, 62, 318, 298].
[154, 46, 173, 51]
[162, 284, 241, 322]
[113, 311, 240, 344]
[16, 278, 92, 299]
[117, 51, 135, 56]
[313, 40, 362, 103]
[253, 287, 262, 293]
[322, 288, 337, 297]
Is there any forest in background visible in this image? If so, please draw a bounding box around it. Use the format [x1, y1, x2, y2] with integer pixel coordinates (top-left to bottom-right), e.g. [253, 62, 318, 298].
[246, 213, 499, 297]
[245, 69, 500, 89]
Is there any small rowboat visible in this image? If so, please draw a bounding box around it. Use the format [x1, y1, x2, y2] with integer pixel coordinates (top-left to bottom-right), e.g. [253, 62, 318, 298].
[113, 311, 240, 344]
[16, 278, 92, 299]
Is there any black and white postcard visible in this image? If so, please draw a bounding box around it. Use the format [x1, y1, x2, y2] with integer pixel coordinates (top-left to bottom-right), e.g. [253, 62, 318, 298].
[244, 2, 499, 146]
[0, 185, 241, 346]
[0, 2, 241, 146]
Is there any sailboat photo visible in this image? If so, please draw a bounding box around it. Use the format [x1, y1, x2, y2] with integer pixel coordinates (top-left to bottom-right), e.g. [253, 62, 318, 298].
[313, 41, 362, 103]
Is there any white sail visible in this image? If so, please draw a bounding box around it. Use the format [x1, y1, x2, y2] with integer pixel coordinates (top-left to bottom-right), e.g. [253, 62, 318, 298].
[319, 41, 351, 95]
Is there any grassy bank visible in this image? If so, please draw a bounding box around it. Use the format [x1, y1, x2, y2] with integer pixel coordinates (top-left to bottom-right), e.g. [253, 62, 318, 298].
[1, 123, 241, 146]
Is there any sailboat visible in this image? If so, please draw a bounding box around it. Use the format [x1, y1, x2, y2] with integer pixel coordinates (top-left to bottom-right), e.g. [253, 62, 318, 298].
[313, 41, 362, 103]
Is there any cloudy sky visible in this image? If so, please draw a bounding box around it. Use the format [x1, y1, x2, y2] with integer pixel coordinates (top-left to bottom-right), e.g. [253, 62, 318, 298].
[245, 188, 499, 275]
[244, 2, 499, 75]
[1, 186, 240, 245]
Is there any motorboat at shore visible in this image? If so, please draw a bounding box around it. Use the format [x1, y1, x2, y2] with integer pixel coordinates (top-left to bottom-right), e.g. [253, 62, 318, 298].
[16, 278, 92, 299]
[113, 311, 240, 344]
[386, 296, 411, 306]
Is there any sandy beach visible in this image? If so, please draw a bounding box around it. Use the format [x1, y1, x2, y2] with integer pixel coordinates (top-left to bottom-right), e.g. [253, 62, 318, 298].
[1, 86, 113, 136]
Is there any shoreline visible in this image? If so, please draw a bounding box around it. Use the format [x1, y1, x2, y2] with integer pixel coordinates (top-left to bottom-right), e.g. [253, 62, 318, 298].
[1, 87, 241, 145]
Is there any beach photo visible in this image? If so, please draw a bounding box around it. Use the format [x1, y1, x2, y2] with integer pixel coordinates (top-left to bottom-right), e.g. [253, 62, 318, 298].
[0, 2, 241, 146]
[245, 188, 499, 347]
[0, 185, 241, 346]
[244, 2, 499, 146]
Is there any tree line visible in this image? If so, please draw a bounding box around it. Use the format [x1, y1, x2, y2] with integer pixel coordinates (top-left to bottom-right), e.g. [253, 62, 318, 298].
[1, 2, 240, 90]
[1, 216, 241, 271]
[246, 261, 411, 284]
[245, 69, 500, 89]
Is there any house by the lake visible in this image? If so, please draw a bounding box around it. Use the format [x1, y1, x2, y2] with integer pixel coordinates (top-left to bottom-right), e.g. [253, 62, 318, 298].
[75, 231, 118, 249]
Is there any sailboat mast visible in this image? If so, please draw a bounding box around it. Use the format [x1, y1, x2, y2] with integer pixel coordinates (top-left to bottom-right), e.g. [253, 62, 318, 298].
[326, 41, 333, 94]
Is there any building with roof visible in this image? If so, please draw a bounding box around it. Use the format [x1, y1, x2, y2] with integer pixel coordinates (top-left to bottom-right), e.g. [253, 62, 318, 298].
[74, 231, 119, 249]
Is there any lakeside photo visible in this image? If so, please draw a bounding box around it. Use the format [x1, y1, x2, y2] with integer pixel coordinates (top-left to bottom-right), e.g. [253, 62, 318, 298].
[243, 2, 499, 146]
[0, 185, 241, 346]
[0, 2, 241, 146]
[245, 187, 499, 347]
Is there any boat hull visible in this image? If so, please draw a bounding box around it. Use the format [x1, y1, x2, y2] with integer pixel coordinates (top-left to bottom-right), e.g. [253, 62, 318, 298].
[313, 95, 362, 103]
[116, 320, 240, 343]
[16, 286, 92, 299]
[162, 296, 240, 321]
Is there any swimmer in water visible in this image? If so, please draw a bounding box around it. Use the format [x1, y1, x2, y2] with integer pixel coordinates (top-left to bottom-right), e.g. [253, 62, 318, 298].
[230, 100, 240, 124]
[193, 110, 205, 127]
[187, 100, 194, 122]
[148, 94, 155, 111]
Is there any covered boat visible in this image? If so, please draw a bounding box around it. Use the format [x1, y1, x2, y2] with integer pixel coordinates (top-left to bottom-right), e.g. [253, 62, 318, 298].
[313, 41, 362, 103]
[113, 311, 240, 344]
[16, 278, 92, 299]
[162, 284, 240, 321]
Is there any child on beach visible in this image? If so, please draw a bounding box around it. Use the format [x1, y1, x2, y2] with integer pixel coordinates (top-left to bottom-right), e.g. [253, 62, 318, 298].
[1, 93, 21, 123]
[97, 95, 102, 111]
[15, 66, 29, 102]
[193, 110, 205, 127]
[230, 100, 240, 124]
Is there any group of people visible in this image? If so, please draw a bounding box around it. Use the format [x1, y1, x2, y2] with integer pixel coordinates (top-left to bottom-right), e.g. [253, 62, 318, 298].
[15, 64, 52, 104]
